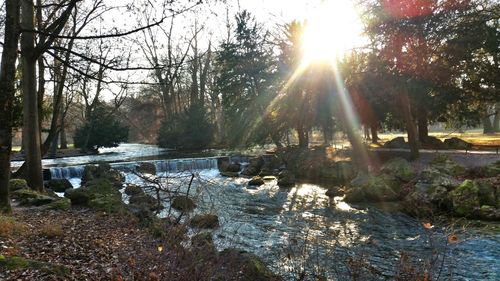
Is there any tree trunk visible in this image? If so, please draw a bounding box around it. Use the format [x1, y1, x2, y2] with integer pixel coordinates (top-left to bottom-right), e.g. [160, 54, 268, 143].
[493, 103, 500, 133]
[21, 0, 44, 191]
[297, 127, 308, 148]
[483, 115, 493, 134]
[417, 112, 429, 142]
[399, 92, 419, 159]
[0, 0, 21, 213]
[60, 118, 68, 149]
[370, 124, 378, 144]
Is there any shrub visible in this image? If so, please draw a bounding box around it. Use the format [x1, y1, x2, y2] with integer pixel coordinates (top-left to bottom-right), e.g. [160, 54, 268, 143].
[74, 104, 128, 152]
[157, 104, 214, 150]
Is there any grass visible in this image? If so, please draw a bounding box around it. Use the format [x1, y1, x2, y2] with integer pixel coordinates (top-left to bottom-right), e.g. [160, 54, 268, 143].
[0, 215, 26, 238]
[39, 222, 64, 238]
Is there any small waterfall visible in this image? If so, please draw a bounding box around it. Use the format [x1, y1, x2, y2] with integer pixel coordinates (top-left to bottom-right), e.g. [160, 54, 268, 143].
[50, 166, 84, 179]
[155, 157, 218, 173]
[49, 157, 221, 179]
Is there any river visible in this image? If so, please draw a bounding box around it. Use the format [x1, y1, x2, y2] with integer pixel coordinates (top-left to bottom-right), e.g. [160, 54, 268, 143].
[29, 144, 500, 280]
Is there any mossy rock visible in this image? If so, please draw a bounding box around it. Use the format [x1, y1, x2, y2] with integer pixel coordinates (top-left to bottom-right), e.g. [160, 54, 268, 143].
[476, 181, 496, 206]
[172, 196, 196, 212]
[248, 176, 265, 186]
[64, 188, 94, 205]
[429, 155, 465, 176]
[450, 180, 480, 217]
[0, 255, 69, 276]
[277, 170, 295, 188]
[419, 168, 461, 188]
[380, 157, 414, 182]
[9, 179, 28, 191]
[11, 189, 55, 206]
[124, 184, 144, 196]
[65, 179, 125, 213]
[345, 173, 399, 202]
[484, 161, 500, 177]
[137, 162, 156, 175]
[217, 249, 281, 281]
[190, 214, 219, 229]
[46, 179, 73, 193]
[47, 198, 71, 210]
[479, 205, 500, 221]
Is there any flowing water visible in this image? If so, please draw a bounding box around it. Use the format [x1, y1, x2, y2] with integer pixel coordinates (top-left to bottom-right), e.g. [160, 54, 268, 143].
[29, 144, 500, 280]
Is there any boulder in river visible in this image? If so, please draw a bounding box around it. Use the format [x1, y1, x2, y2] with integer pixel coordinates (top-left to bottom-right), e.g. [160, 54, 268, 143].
[124, 184, 143, 196]
[46, 179, 73, 193]
[277, 170, 295, 188]
[241, 157, 264, 176]
[190, 214, 220, 229]
[65, 178, 126, 213]
[450, 179, 480, 217]
[137, 162, 156, 175]
[248, 176, 265, 186]
[345, 173, 399, 203]
[172, 196, 196, 212]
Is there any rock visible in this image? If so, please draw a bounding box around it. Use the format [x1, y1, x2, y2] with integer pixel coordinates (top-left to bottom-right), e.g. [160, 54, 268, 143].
[444, 137, 472, 150]
[137, 162, 156, 175]
[64, 188, 93, 205]
[325, 186, 344, 197]
[476, 180, 496, 206]
[219, 158, 241, 173]
[345, 173, 399, 203]
[81, 164, 124, 188]
[450, 180, 480, 217]
[124, 184, 143, 196]
[217, 248, 281, 281]
[11, 189, 55, 206]
[484, 161, 500, 177]
[220, 171, 239, 177]
[383, 137, 409, 149]
[190, 214, 220, 229]
[333, 161, 358, 184]
[241, 157, 264, 176]
[129, 193, 160, 211]
[429, 155, 465, 176]
[421, 136, 445, 149]
[248, 176, 265, 186]
[277, 170, 295, 188]
[380, 157, 414, 182]
[65, 179, 126, 213]
[479, 205, 500, 221]
[191, 232, 217, 260]
[9, 179, 28, 191]
[46, 179, 73, 193]
[419, 168, 461, 188]
[47, 198, 71, 210]
[172, 196, 196, 212]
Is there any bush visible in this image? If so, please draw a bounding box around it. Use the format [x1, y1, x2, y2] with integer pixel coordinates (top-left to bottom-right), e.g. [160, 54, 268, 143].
[74, 104, 128, 151]
[157, 104, 214, 150]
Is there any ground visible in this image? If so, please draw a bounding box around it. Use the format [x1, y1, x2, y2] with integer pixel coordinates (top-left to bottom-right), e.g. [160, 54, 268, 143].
[0, 206, 165, 280]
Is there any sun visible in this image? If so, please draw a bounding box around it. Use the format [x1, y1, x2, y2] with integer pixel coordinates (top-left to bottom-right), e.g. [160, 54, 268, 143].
[301, 0, 364, 65]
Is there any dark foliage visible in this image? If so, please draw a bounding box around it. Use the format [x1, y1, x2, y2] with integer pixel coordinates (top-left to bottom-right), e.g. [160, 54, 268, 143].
[74, 105, 128, 151]
[157, 104, 214, 150]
